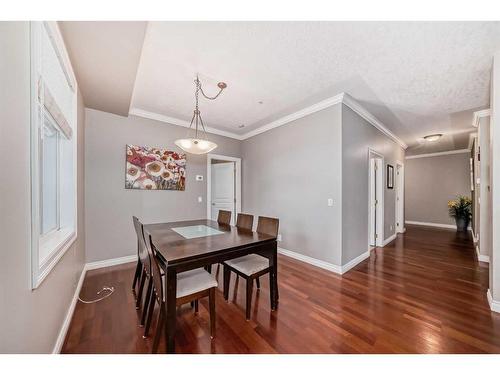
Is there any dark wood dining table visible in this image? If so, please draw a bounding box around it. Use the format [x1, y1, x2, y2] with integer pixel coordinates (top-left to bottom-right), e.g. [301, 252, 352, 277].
[144, 219, 279, 353]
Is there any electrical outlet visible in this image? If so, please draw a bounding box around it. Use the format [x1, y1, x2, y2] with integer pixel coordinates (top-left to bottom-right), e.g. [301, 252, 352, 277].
[277, 234, 282, 242]
[327, 198, 334, 206]
[390, 224, 393, 231]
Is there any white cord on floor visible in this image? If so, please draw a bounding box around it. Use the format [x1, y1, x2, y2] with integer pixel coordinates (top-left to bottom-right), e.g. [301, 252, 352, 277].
[78, 286, 115, 304]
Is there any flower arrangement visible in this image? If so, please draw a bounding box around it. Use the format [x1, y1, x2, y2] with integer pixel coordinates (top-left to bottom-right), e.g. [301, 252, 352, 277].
[125, 145, 186, 190]
[448, 195, 472, 231]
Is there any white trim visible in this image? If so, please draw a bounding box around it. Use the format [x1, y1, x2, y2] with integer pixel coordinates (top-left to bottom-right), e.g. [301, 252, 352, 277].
[129, 108, 244, 140]
[405, 220, 457, 229]
[468, 132, 478, 151]
[85, 254, 137, 271]
[241, 93, 344, 140]
[341, 250, 371, 274]
[383, 233, 397, 246]
[368, 149, 384, 247]
[475, 245, 490, 263]
[395, 161, 405, 234]
[487, 289, 500, 313]
[278, 248, 341, 274]
[472, 109, 491, 128]
[341, 93, 407, 149]
[278, 247, 370, 275]
[130, 92, 408, 149]
[405, 149, 470, 159]
[206, 154, 242, 224]
[52, 265, 86, 353]
[471, 228, 478, 243]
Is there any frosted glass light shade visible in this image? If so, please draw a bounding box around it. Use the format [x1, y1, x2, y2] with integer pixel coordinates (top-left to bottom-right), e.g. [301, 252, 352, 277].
[174, 138, 218, 154]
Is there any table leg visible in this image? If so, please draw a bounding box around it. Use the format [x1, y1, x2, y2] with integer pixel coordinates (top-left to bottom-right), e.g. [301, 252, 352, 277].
[269, 241, 278, 310]
[165, 268, 177, 353]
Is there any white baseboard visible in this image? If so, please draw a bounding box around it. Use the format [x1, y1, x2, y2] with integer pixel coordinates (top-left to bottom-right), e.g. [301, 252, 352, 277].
[383, 233, 397, 246]
[476, 246, 490, 263]
[53, 254, 137, 353]
[340, 250, 371, 274]
[52, 265, 86, 353]
[487, 289, 500, 313]
[278, 247, 370, 275]
[85, 254, 136, 271]
[405, 220, 471, 230]
[278, 247, 342, 274]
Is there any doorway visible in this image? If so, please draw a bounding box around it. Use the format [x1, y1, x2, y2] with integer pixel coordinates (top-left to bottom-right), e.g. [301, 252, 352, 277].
[368, 149, 384, 248]
[207, 154, 241, 225]
[395, 162, 405, 234]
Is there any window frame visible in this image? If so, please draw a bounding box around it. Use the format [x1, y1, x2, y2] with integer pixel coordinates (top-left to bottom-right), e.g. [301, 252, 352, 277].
[30, 21, 78, 289]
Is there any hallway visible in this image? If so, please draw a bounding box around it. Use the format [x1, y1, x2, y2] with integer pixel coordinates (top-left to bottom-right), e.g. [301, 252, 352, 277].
[62, 225, 499, 354]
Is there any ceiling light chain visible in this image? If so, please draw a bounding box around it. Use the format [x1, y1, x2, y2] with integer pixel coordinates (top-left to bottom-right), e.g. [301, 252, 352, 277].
[175, 76, 227, 155]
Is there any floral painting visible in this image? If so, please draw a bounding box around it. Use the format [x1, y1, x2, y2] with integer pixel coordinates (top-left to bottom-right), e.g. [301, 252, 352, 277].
[125, 145, 186, 190]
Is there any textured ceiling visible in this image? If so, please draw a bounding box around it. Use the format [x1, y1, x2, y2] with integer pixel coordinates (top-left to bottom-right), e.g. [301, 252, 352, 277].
[62, 21, 500, 151]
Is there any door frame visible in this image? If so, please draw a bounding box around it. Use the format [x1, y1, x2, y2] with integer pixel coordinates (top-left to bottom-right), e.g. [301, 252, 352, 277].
[368, 149, 384, 248]
[395, 161, 405, 234]
[206, 154, 242, 223]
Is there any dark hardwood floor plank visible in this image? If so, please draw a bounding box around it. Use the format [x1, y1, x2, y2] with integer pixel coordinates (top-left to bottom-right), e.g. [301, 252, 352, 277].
[62, 225, 500, 354]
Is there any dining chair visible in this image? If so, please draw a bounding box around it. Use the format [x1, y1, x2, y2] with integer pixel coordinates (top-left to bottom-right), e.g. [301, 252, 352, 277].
[132, 216, 151, 312]
[217, 210, 232, 225]
[142, 231, 218, 353]
[236, 213, 254, 231]
[223, 216, 279, 320]
[132, 216, 144, 293]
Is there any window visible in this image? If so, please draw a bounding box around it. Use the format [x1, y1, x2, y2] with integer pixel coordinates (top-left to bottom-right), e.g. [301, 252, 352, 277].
[31, 22, 78, 288]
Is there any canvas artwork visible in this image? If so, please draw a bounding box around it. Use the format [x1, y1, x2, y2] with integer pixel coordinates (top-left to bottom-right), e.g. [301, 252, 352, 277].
[125, 145, 186, 190]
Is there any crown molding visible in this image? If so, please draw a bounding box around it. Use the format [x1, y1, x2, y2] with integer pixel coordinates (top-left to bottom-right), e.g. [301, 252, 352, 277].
[240, 93, 345, 140]
[405, 148, 470, 159]
[129, 107, 244, 140]
[129, 92, 408, 149]
[341, 93, 408, 149]
[472, 109, 491, 128]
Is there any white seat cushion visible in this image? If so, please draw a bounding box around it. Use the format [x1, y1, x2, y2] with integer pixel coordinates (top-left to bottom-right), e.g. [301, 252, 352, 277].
[224, 254, 270, 276]
[174, 268, 218, 299]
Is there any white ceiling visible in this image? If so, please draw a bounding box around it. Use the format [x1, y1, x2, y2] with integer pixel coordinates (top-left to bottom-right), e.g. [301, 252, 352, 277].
[61, 21, 500, 151]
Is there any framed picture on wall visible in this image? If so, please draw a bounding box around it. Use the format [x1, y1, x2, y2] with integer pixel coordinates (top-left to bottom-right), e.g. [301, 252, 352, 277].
[387, 164, 394, 189]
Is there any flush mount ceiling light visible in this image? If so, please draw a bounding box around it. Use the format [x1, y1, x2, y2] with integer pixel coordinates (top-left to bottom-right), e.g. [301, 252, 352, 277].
[174, 76, 227, 155]
[423, 133, 443, 142]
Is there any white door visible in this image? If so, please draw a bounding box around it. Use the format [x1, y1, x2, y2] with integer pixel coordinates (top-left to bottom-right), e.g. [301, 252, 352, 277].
[395, 164, 404, 233]
[211, 162, 235, 223]
[369, 158, 377, 247]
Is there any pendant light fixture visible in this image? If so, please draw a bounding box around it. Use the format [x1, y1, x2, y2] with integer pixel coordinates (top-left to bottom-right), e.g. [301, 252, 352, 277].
[174, 76, 227, 155]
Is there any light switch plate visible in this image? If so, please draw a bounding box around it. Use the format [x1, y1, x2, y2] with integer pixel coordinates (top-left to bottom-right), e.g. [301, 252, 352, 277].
[277, 234, 282, 242]
[197, 196, 202, 203]
[327, 198, 334, 206]
[196, 175, 203, 181]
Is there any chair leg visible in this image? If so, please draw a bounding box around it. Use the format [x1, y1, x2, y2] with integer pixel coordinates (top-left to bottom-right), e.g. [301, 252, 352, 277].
[223, 266, 230, 301]
[132, 259, 141, 291]
[256, 277, 260, 289]
[143, 293, 156, 338]
[140, 277, 153, 326]
[152, 306, 164, 354]
[246, 277, 253, 321]
[194, 300, 199, 314]
[136, 270, 147, 310]
[209, 288, 216, 339]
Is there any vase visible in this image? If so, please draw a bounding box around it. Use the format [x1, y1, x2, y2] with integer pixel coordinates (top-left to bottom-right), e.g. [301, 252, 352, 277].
[455, 217, 469, 232]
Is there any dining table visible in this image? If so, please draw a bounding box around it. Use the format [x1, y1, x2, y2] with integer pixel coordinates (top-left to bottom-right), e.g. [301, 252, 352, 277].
[144, 219, 279, 353]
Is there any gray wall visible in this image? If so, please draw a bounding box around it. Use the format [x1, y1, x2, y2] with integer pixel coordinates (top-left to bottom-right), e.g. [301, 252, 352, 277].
[242, 105, 343, 266]
[84, 109, 242, 262]
[405, 153, 471, 226]
[341, 105, 405, 264]
[0, 22, 86, 353]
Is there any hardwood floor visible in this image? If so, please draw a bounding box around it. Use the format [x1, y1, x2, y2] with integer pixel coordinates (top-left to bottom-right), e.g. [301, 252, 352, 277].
[62, 225, 500, 353]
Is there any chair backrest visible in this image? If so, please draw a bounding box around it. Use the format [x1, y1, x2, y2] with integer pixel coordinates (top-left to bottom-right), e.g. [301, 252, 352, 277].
[236, 213, 254, 231]
[133, 216, 151, 275]
[256, 216, 279, 237]
[145, 233, 164, 303]
[217, 210, 232, 225]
